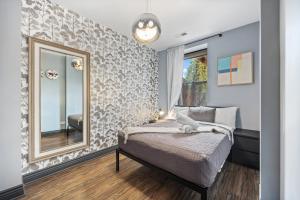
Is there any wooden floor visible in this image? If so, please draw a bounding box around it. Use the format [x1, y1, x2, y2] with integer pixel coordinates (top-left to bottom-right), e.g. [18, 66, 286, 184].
[21, 152, 259, 200]
[41, 130, 83, 152]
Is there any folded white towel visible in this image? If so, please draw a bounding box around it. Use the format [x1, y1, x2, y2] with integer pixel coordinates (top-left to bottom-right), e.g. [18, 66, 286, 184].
[176, 112, 199, 130]
[179, 125, 193, 134]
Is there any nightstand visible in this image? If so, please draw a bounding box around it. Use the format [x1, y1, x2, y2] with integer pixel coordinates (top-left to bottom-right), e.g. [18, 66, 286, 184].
[148, 119, 157, 123]
[229, 128, 260, 169]
[148, 118, 166, 124]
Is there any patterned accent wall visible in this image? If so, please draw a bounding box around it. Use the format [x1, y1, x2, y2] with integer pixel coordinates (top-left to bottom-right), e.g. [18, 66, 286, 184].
[21, 0, 158, 174]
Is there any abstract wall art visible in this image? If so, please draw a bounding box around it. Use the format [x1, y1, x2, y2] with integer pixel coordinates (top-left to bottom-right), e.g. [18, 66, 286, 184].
[217, 52, 253, 86]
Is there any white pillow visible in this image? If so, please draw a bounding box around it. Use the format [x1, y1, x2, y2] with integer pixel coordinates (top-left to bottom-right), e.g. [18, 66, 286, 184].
[214, 107, 238, 128]
[174, 106, 189, 116]
[188, 106, 216, 122]
[165, 106, 189, 120]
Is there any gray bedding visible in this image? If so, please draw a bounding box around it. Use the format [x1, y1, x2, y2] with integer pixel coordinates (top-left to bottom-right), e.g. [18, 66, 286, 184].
[118, 119, 232, 188]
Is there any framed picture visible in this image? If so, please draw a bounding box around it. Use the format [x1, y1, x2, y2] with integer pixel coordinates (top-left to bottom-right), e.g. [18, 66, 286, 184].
[217, 51, 253, 86]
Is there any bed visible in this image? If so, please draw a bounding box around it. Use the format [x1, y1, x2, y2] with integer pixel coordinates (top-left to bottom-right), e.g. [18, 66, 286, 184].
[116, 107, 236, 200]
[66, 114, 83, 137]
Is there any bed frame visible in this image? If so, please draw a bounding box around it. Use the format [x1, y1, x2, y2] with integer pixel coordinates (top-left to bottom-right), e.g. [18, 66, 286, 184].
[116, 148, 208, 200]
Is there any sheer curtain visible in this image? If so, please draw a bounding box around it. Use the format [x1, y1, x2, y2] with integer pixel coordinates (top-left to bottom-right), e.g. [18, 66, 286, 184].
[166, 45, 184, 113]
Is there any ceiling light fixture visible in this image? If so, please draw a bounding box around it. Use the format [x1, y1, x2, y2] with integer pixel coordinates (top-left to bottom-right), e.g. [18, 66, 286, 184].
[132, 0, 161, 44]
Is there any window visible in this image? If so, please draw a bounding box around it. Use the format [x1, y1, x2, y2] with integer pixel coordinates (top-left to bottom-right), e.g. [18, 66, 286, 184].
[179, 49, 208, 106]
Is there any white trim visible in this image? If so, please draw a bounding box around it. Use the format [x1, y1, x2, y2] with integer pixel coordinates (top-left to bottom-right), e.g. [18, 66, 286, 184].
[279, 0, 300, 198]
[280, 0, 285, 199]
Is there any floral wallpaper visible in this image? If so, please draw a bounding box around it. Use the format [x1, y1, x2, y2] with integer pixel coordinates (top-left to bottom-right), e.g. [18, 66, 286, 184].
[21, 0, 158, 174]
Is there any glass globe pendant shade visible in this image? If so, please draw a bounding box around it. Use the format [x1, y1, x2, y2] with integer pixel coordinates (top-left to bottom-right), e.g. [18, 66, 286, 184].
[132, 13, 161, 44]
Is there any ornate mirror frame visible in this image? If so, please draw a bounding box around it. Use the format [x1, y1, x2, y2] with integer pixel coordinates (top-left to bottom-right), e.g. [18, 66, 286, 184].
[28, 37, 90, 163]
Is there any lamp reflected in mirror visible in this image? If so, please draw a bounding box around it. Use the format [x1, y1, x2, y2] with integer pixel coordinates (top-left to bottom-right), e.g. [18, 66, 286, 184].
[71, 58, 83, 71]
[158, 109, 165, 119]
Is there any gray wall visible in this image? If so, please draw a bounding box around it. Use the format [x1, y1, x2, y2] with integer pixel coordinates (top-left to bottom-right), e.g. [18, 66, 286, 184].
[41, 52, 66, 132]
[0, 0, 22, 191]
[66, 56, 83, 127]
[261, 0, 280, 199]
[158, 22, 260, 130]
[158, 51, 168, 111]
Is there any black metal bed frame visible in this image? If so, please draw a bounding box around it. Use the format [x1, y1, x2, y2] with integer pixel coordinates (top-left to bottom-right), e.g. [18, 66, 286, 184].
[115, 148, 208, 200]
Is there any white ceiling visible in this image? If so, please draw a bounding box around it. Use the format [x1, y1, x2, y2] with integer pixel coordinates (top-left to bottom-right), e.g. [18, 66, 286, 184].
[53, 0, 260, 51]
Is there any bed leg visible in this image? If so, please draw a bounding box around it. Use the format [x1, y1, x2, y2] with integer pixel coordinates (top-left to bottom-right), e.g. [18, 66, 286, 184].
[66, 125, 70, 144]
[116, 148, 120, 172]
[201, 189, 208, 200]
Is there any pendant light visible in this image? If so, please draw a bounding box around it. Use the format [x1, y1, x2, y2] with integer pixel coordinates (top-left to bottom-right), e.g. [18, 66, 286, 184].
[132, 0, 161, 44]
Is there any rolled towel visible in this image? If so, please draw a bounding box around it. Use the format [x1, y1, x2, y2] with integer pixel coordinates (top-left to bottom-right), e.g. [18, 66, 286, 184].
[176, 112, 199, 130]
[180, 124, 215, 134]
[179, 125, 193, 134]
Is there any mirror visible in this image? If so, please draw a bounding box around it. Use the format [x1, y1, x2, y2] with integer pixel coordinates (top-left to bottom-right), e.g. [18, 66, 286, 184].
[29, 37, 90, 162]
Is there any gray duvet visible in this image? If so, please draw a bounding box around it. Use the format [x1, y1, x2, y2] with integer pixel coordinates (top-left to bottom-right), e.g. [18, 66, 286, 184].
[118, 119, 232, 188]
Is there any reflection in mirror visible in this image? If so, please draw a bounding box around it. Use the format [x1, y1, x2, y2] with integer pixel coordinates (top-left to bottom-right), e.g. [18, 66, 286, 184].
[29, 37, 89, 163]
[40, 50, 83, 152]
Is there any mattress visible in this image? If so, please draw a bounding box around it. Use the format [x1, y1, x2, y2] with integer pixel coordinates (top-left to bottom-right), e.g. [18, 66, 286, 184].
[118, 119, 232, 188]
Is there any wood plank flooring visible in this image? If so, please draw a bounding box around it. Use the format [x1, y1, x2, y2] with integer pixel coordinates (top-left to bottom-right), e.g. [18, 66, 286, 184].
[41, 130, 83, 152]
[21, 152, 259, 200]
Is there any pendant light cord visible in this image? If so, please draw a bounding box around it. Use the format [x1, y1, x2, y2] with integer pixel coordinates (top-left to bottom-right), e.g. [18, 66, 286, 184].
[146, 0, 151, 13]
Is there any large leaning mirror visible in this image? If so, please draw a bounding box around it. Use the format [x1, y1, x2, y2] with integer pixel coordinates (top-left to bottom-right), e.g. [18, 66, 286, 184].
[28, 37, 90, 163]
